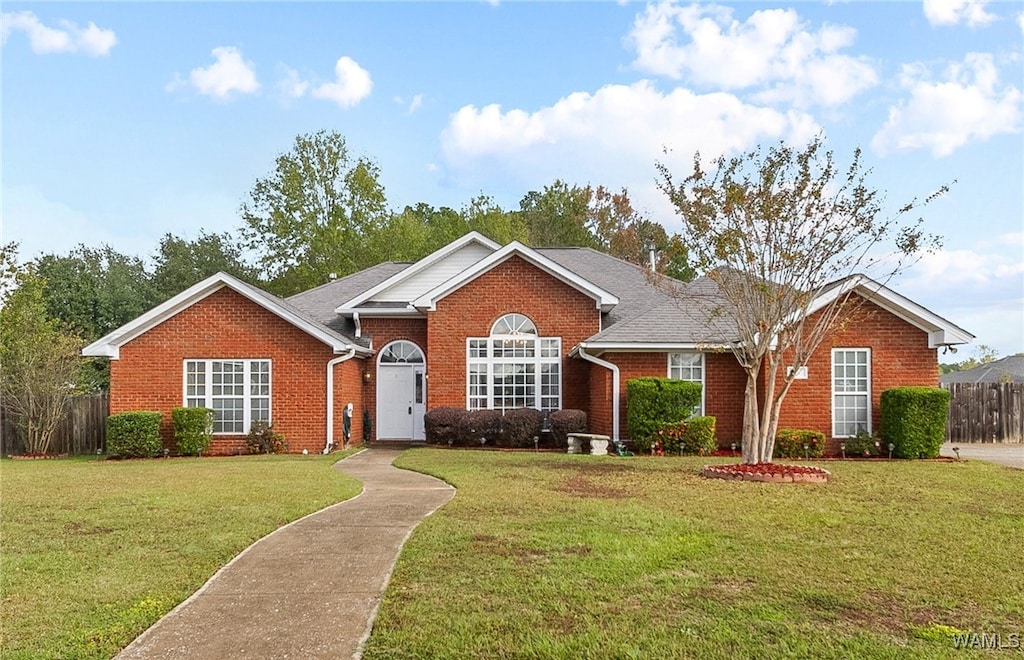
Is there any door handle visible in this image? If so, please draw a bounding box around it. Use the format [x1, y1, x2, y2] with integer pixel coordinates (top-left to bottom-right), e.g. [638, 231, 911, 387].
[408, 406, 412, 415]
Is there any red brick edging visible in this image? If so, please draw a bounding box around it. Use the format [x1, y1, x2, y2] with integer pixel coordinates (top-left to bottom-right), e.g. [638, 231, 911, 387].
[701, 464, 831, 483]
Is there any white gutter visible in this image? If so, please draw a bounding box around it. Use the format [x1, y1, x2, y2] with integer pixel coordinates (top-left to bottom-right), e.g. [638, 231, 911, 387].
[576, 345, 620, 442]
[324, 347, 357, 453]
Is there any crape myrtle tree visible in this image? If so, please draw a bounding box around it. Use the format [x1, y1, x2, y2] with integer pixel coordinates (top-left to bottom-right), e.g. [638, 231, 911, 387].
[657, 137, 947, 464]
[241, 130, 389, 296]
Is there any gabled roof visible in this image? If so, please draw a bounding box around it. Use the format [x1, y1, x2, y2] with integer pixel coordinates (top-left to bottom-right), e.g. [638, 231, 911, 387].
[805, 274, 975, 348]
[412, 241, 620, 312]
[336, 231, 500, 312]
[940, 355, 1024, 384]
[82, 272, 371, 359]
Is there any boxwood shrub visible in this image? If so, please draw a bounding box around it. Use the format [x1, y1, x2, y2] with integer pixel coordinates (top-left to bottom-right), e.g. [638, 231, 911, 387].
[457, 409, 502, 446]
[627, 377, 702, 453]
[172, 407, 214, 456]
[881, 386, 950, 459]
[549, 409, 587, 447]
[424, 407, 466, 445]
[107, 411, 163, 458]
[503, 408, 544, 448]
[774, 428, 826, 459]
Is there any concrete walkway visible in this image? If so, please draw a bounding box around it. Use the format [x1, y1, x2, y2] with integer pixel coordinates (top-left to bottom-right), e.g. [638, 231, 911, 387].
[940, 441, 1024, 469]
[116, 448, 454, 660]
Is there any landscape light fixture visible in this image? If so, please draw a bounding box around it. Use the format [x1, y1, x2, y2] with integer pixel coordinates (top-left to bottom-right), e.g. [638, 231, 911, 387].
[840, 443, 846, 459]
[887, 443, 895, 460]
[803, 443, 809, 460]
[952, 446, 961, 460]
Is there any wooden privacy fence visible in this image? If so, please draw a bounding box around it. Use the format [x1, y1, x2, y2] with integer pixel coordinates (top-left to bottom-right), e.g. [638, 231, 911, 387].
[943, 383, 1023, 443]
[0, 393, 109, 456]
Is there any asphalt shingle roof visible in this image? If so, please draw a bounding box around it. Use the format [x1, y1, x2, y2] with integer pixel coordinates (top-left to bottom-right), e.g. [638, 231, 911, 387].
[939, 356, 1024, 384]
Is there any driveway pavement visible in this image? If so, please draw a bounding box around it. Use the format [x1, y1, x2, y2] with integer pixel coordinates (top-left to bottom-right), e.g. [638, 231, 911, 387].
[940, 441, 1024, 469]
[116, 447, 454, 659]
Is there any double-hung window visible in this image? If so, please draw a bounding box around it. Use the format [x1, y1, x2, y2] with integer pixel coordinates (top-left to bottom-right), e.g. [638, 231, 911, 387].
[467, 314, 561, 412]
[184, 359, 271, 434]
[668, 352, 705, 416]
[832, 349, 870, 437]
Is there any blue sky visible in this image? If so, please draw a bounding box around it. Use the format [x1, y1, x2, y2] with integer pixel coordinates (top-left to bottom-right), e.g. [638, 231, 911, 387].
[3, 1, 1022, 357]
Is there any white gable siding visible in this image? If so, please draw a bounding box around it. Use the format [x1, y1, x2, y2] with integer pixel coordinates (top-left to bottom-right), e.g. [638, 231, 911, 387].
[372, 242, 493, 302]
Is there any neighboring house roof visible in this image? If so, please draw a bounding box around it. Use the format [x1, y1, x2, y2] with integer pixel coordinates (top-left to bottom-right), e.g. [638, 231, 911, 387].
[82, 272, 373, 359]
[940, 356, 1024, 384]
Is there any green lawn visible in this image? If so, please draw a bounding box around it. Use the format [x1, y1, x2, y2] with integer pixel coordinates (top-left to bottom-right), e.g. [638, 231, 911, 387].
[365, 451, 1024, 659]
[0, 453, 361, 659]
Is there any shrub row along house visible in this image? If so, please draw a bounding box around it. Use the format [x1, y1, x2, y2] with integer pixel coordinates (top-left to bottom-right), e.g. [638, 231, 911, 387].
[83, 232, 973, 455]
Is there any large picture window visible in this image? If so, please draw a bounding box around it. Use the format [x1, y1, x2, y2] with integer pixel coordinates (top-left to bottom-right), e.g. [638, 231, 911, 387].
[184, 359, 271, 434]
[832, 348, 870, 438]
[466, 314, 561, 412]
[668, 352, 705, 415]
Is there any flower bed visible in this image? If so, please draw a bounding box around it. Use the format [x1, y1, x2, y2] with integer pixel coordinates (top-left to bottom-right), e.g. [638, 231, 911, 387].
[701, 463, 830, 483]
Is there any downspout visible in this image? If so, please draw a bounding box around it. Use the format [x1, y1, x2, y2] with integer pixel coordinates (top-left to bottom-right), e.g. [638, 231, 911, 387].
[324, 347, 357, 454]
[352, 311, 362, 339]
[577, 344, 620, 442]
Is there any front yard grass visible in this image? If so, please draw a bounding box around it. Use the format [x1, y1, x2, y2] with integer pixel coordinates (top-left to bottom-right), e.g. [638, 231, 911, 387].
[0, 453, 361, 659]
[365, 451, 1024, 659]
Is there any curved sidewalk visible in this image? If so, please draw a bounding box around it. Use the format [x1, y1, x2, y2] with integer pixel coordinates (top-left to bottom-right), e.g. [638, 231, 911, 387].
[117, 448, 454, 660]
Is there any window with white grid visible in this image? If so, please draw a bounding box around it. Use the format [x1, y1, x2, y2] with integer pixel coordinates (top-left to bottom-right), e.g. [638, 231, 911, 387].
[183, 359, 271, 434]
[832, 349, 870, 438]
[466, 314, 561, 412]
[668, 352, 705, 415]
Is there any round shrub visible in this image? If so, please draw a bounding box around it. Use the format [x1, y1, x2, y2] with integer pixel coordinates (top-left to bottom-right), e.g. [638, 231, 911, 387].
[774, 429, 826, 459]
[657, 416, 717, 455]
[424, 407, 467, 445]
[172, 407, 214, 456]
[246, 420, 287, 454]
[502, 408, 544, 448]
[107, 411, 163, 458]
[549, 409, 587, 447]
[457, 409, 502, 446]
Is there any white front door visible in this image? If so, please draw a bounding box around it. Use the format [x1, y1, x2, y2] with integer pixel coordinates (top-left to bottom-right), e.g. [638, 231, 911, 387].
[377, 365, 425, 440]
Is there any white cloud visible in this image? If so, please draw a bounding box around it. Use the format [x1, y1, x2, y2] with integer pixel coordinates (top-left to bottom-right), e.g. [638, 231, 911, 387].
[311, 56, 373, 108]
[168, 46, 260, 100]
[922, 0, 997, 27]
[626, 2, 877, 108]
[871, 52, 1022, 157]
[393, 94, 424, 114]
[276, 65, 310, 101]
[439, 80, 819, 215]
[1, 10, 116, 56]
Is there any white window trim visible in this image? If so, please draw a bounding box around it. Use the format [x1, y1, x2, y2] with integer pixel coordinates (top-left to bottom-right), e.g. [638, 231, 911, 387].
[831, 348, 871, 438]
[182, 359, 272, 435]
[667, 352, 705, 416]
[465, 316, 562, 412]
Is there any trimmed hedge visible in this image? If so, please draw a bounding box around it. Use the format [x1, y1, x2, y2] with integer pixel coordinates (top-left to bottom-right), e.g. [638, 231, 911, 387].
[881, 387, 950, 459]
[424, 407, 466, 445]
[504, 408, 544, 448]
[549, 409, 587, 447]
[627, 377, 702, 453]
[457, 409, 502, 446]
[657, 416, 717, 455]
[172, 407, 214, 456]
[774, 428, 826, 459]
[107, 411, 163, 458]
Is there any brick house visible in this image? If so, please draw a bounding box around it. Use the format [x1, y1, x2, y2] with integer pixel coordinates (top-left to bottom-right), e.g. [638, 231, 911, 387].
[83, 232, 973, 455]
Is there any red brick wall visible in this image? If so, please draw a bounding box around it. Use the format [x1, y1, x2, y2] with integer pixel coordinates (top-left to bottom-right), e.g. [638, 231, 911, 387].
[426, 255, 601, 412]
[774, 298, 939, 446]
[110, 287, 365, 455]
[595, 351, 747, 446]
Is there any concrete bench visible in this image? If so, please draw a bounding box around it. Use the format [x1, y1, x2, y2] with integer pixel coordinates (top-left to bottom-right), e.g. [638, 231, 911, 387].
[567, 433, 611, 456]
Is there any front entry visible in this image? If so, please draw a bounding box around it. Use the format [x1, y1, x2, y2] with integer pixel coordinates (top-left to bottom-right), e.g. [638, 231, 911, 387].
[376, 341, 426, 440]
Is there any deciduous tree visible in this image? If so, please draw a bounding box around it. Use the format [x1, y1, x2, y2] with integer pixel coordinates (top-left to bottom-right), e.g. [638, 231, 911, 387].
[657, 137, 946, 464]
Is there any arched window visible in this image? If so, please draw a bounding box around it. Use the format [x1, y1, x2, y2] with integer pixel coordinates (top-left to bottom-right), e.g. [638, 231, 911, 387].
[467, 314, 560, 412]
[379, 340, 424, 364]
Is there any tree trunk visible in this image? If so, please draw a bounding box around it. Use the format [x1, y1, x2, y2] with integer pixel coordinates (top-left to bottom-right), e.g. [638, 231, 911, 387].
[741, 372, 761, 464]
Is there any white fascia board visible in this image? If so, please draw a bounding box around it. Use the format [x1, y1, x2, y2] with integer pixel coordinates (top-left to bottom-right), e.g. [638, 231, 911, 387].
[413, 241, 620, 312]
[803, 274, 974, 347]
[335, 231, 500, 311]
[570, 341, 733, 357]
[336, 306, 425, 317]
[82, 272, 357, 359]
